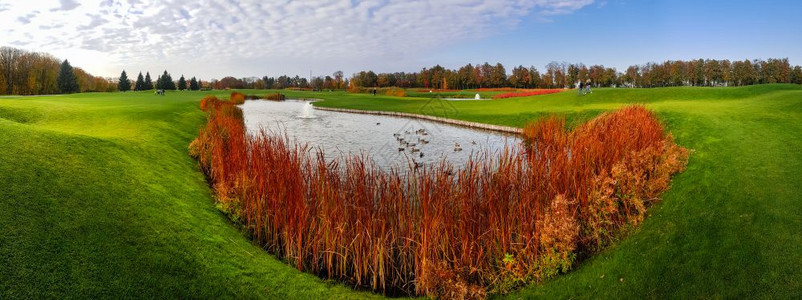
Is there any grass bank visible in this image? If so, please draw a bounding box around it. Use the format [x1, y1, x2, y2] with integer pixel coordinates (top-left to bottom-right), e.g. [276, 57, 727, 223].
[0, 91, 381, 298]
[1, 84, 801, 298]
[308, 84, 802, 298]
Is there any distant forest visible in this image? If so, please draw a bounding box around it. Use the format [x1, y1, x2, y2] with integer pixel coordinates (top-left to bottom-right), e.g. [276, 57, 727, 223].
[213, 59, 802, 90]
[349, 59, 802, 89]
[2, 45, 801, 95]
[0, 47, 116, 95]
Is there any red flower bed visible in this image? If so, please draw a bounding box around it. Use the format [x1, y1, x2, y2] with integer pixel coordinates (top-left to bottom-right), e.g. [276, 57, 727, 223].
[492, 89, 564, 99]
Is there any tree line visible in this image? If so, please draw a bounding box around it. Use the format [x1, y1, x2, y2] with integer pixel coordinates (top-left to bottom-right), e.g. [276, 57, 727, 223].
[0, 46, 207, 95]
[117, 70, 203, 91]
[0, 46, 115, 95]
[192, 58, 802, 92]
[350, 59, 802, 89]
[4, 45, 800, 95]
[210, 71, 347, 91]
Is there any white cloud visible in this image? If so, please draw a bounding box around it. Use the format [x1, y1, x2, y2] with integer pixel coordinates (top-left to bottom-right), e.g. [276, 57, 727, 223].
[0, 0, 593, 78]
[52, 0, 81, 11]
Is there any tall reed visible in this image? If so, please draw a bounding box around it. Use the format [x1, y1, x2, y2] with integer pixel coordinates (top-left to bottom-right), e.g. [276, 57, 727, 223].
[190, 96, 688, 299]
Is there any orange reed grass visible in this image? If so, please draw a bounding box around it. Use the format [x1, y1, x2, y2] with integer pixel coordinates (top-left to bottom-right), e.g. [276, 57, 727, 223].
[189, 96, 688, 298]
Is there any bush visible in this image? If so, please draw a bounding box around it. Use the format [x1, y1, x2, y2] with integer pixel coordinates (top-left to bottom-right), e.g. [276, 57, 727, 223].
[230, 92, 246, 104]
[199, 95, 217, 111]
[264, 93, 286, 101]
[384, 88, 406, 97]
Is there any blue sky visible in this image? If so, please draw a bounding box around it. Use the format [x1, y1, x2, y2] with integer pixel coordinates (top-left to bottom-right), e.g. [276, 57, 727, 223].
[1, 0, 799, 78]
[433, 0, 802, 72]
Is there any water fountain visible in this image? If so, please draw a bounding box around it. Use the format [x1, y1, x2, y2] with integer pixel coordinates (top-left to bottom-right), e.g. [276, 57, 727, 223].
[299, 101, 316, 119]
[475, 93, 481, 100]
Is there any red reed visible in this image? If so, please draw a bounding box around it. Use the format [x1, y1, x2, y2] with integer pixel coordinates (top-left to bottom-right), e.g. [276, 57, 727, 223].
[189, 96, 688, 299]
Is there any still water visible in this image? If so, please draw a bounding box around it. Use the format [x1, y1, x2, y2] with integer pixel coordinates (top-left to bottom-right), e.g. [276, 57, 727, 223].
[239, 100, 520, 170]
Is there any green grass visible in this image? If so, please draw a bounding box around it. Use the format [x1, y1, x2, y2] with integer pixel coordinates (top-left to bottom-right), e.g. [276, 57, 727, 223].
[1, 84, 801, 298]
[403, 89, 505, 99]
[0, 91, 382, 299]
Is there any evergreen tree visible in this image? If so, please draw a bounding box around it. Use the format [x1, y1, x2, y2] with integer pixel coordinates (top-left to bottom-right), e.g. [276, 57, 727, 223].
[57, 59, 80, 94]
[144, 72, 153, 90]
[160, 70, 175, 90]
[189, 77, 199, 90]
[155, 74, 163, 90]
[135, 72, 145, 91]
[118, 70, 131, 91]
[178, 75, 187, 90]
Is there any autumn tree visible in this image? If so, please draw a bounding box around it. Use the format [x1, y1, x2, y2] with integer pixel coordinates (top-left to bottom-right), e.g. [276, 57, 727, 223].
[376, 73, 392, 87]
[545, 62, 566, 88]
[213, 76, 244, 89]
[347, 57, 798, 90]
[0, 47, 106, 95]
[0, 47, 22, 94]
[567, 64, 580, 88]
[74, 67, 113, 92]
[333, 71, 344, 89]
[579, 64, 590, 84]
[489, 63, 507, 87]
[508, 65, 531, 88]
[529, 66, 541, 88]
[310, 76, 324, 90]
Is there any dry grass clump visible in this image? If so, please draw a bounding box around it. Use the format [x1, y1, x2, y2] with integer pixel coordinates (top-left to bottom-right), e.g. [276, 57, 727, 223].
[264, 93, 286, 101]
[230, 92, 246, 105]
[384, 88, 407, 97]
[189, 98, 688, 299]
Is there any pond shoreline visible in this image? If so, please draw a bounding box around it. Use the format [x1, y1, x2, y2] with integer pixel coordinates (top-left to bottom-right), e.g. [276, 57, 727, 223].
[312, 105, 523, 134]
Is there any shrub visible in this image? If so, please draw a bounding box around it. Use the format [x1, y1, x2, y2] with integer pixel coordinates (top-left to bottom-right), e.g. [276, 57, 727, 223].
[230, 92, 246, 104]
[384, 88, 407, 97]
[264, 93, 286, 101]
[199, 95, 217, 111]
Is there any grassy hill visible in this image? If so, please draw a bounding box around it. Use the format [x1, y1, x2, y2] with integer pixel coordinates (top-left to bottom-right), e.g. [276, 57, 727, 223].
[0, 91, 382, 299]
[1, 84, 800, 298]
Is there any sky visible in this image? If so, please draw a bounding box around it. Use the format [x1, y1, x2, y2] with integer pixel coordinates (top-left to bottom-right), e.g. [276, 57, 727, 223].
[1, 0, 800, 79]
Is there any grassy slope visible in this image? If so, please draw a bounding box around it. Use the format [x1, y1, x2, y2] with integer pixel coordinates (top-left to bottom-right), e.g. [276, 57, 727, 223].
[0, 91, 381, 299]
[1, 85, 800, 298]
[308, 85, 802, 298]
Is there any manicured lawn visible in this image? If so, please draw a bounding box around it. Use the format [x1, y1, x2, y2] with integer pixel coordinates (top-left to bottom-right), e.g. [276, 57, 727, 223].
[309, 85, 802, 298]
[0, 91, 382, 299]
[1, 84, 800, 298]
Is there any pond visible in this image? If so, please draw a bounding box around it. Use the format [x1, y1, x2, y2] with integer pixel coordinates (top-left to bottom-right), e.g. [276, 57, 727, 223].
[239, 100, 520, 170]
